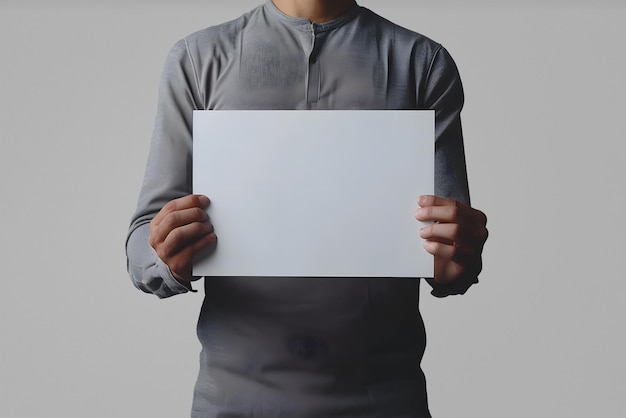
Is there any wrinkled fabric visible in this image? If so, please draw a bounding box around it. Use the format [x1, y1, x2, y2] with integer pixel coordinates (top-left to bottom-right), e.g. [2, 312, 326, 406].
[126, 2, 474, 416]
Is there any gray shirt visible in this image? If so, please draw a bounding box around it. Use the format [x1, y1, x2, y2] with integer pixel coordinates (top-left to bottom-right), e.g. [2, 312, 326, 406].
[127, 2, 475, 416]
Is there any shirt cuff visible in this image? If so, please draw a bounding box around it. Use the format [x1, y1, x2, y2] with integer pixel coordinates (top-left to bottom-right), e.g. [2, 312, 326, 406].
[154, 250, 197, 295]
[427, 275, 478, 298]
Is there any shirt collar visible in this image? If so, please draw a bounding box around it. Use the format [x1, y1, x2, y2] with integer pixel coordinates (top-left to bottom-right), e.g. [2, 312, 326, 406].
[264, 0, 361, 33]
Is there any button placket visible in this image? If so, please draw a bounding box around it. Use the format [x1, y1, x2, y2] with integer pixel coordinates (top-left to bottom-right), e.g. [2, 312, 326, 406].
[306, 23, 321, 104]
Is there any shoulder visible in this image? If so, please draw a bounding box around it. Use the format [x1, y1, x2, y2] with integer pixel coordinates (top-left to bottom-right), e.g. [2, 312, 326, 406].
[180, 4, 264, 58]
[354, 6, 460, 83]
[159, 4, 264, 93]
[356, 7, 442, 56]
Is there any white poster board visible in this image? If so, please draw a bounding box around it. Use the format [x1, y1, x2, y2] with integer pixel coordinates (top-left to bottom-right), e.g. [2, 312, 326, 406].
[192, 110, 434, 278]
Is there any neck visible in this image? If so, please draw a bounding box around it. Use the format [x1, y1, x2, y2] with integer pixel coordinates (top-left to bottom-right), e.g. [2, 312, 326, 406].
[272, 0, 356, 23]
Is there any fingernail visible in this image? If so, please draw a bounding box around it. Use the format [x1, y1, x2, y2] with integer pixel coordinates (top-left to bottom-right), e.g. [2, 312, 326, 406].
[198, 195, 209, 205]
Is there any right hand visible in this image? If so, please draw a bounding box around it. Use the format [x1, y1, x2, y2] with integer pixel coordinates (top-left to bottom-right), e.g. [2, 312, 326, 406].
[149, 194, 217, 282]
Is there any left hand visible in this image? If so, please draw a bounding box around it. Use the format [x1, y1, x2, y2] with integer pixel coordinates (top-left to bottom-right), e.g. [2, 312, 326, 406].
[415, 195, 488, 285]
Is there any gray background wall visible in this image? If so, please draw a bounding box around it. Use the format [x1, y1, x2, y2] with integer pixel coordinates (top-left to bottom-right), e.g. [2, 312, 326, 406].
[1, 1, 624, 417]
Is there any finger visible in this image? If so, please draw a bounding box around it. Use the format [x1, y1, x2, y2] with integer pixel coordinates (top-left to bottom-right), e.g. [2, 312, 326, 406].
[158, 206, 210, 240]
[423, 239, 475, 264]
[420, 222, 488, 248]
[415, 200, 487, 229]
[189, 231, 217, 255]
[150, 207, 210, 247]
[152, 194, 210, 228]
[415, 203, 463, 224]
[167, 233, 218, 281]
[423, 240, 457, 259]
[419, 223, 458, 245]
[417, 194, 459, 208]
[156, 220, 214, 260]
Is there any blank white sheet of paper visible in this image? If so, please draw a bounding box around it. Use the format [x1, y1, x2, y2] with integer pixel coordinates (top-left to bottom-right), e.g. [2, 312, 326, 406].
[192, 110, 434, 278]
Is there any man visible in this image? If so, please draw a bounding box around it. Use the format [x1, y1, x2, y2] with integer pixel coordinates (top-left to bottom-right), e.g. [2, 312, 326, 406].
[127, 0, 488, 416]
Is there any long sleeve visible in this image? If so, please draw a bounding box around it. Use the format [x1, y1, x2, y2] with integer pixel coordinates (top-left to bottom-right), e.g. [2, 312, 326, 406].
[421, 45, 478, 297]
[126, 39, 203, 298]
